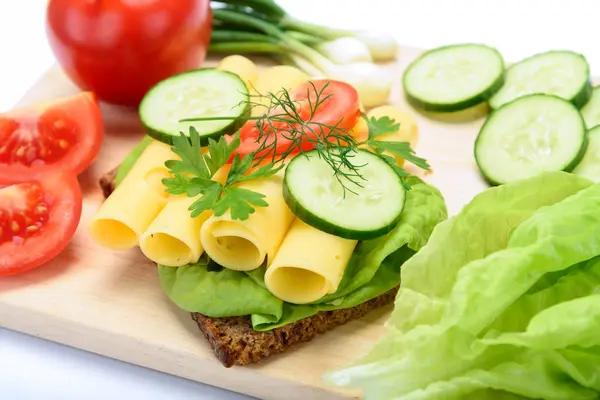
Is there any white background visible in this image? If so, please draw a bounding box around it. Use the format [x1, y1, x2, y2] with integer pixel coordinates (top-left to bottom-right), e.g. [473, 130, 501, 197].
[1, 0, 599, 399]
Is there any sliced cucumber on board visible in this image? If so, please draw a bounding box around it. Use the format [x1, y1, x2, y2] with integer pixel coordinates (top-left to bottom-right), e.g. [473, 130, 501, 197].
[139, 69, 250, 145]
[475, 94, 587, 186]
[283, 149, 406, 240]
[580, 86, 600, 129]
[403, 43, 505, 112]
[572, 125, 600, 182]
[489, 50, 592, 110]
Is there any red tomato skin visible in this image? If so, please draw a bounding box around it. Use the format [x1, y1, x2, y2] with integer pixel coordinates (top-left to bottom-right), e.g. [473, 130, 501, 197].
[45, 0, 212, 107]
[0, 92, 104, 184]
[232, 79, 361, 161]
[0, 172, 82, 276]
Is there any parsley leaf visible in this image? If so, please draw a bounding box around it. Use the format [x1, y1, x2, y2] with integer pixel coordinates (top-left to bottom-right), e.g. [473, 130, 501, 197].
[188, 180, 223, 218]
[374, 152, 411, 190]
[162, 127, 281, 221]
[167, 127, 210, 178]
[227, 153, 285, 186]
[369, 140, 430, 170]
[213, 187, 268, 220]
[362, 112, 400, 140]
[205, 134, 240, 176]
[162, 174, 193, 196]
[226, 153, 254, 186]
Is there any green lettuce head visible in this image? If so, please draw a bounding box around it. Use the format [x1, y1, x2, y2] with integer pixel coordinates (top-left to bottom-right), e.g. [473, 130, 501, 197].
[325, 171, 600, 400]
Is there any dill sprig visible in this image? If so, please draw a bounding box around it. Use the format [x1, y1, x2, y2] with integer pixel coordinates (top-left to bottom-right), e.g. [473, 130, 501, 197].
[244, 82, 368, 194]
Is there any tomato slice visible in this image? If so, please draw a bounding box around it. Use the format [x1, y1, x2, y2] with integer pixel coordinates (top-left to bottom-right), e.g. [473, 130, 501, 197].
[233, 79, 361, 161]
[0, 172, 82, 276]
[0, 92, 103, 184]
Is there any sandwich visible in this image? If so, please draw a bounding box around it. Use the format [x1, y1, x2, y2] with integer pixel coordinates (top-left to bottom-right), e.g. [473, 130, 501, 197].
[89, 66, 448, 367]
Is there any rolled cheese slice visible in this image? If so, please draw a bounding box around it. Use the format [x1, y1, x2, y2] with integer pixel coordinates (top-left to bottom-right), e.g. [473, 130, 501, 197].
[89, 140, 175, 250]
[138, 166, 230, 267]
[251, 66, 309, 117]
[218, 55, 258, 89]
[200, 174, 295, 271]
[137, 195, 210, 267]
[264, 219, 358, 304]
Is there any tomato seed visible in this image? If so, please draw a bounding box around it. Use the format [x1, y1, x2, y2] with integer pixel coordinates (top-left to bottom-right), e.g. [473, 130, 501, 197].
[35, 205, 48, 215]
[0, 182, 50, 245]
[0, 114, 76, 166]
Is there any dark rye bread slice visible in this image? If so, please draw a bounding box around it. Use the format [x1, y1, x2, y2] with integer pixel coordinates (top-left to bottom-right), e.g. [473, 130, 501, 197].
[99, 167, 398, 367]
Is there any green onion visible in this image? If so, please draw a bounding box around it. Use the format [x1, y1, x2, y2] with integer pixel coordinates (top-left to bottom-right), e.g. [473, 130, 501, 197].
[210, 8, 393, 107]
[211, 0, 398, 61]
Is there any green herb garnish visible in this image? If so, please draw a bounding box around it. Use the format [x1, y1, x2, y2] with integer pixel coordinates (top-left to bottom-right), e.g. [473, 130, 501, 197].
[161, 130, 284, 220]
[166, 82, 430, 221]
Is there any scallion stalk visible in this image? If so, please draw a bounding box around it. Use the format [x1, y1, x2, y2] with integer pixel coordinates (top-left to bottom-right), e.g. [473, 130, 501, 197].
[212, 0, 398, 61]
[210, 8, 392, 107]
[209, 42, 286, 54]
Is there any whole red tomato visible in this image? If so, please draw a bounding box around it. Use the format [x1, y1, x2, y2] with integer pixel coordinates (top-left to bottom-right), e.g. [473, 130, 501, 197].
[46, 0, 212, 107]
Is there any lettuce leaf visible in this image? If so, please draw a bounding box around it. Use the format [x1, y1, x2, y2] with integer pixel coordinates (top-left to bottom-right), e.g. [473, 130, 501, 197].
[158, 176, 447, 331]
[325, 172, 600, 400]
[158, 260, 283, 319]
[114, 135, 153, 186]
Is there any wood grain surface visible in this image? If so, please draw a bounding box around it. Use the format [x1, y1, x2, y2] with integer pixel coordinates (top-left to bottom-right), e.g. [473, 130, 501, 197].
[0, 46, 493, 400]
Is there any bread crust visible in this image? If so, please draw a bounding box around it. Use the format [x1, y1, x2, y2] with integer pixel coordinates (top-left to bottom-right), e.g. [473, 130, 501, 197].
[99, 167, 397, 367]
[192, 290, 396, 367]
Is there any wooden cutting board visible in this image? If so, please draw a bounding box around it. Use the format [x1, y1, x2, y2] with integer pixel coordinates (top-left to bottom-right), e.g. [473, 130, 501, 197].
[0, 45, 492, 400]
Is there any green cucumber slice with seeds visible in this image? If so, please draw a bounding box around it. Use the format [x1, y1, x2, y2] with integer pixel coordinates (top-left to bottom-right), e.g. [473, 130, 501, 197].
[139, 69, 249, 145]
[489, 50, 592, 110]
[403, 43, 505, 112]
[580, 85, 600, 129]
[283, 149, 406, 240]
[475, 94, 587, 186]
[572, 125, 600, 182]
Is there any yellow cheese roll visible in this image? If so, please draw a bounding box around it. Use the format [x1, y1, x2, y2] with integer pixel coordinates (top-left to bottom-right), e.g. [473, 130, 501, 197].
[265, 219, 358, 304]
[138, 195, 209, 267]
[138, 166, 230, 267]
[350, 114, 369, 142]
[218, 55, 258, 89]
[200, 174, 294, 271]
[89, 140, 175, 250]
[251, 66, 309, 117]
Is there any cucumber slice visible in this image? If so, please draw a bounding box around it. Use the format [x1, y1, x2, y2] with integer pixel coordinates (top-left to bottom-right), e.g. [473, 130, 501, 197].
[475, 94, 587, 185]
[403, 43, 505, 112]
[580, 86, 600, 129]
[283, 149, 406, 240]
[139, 69, 249, 145]
[489, 50, 592, 109]
[572, 125, 600, 182]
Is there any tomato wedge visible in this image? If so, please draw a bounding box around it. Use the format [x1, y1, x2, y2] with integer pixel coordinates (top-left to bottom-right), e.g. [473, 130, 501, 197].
[233, 79, 360, 161]
[0, 92, 103, 184]
[0, 172, 82, 276]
